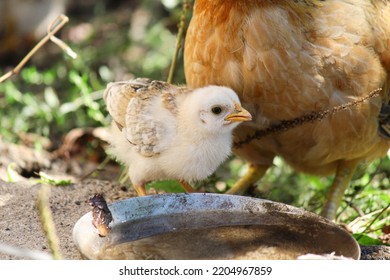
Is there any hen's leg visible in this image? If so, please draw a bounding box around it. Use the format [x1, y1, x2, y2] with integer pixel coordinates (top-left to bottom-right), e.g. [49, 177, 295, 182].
[321, 159, 359, 220]
[179, 180, 195, 193]
[226, 163, 270, 194]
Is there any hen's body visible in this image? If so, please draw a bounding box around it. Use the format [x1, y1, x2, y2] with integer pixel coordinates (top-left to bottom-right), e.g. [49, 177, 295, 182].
[184, 0, 390, 218]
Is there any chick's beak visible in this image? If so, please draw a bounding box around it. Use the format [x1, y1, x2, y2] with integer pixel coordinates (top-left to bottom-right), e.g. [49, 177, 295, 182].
[224, 103, 252, 123]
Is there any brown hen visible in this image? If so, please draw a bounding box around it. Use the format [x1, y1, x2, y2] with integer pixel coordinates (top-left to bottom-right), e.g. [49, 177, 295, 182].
[184, 0, 390, 220]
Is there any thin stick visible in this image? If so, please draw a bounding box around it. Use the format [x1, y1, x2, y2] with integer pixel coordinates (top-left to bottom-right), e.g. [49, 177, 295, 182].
[0, 242, 53, 260]
[167, 0, 190, 84]
[342, 200, 365, 217]
[234, 88, 382, 149]
[0, 14, 75, 83]
[78, 155, 111, 182]
[37, 184, 63, 260]
[348, 207, 387, 228]
[337, 159, 384, 218]
[356, 204, 390, 241]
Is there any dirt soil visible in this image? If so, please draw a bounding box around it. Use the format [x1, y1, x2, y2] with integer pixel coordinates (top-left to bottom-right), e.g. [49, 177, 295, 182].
[0, 135, 138, 260]
[0, 178, 136, 260]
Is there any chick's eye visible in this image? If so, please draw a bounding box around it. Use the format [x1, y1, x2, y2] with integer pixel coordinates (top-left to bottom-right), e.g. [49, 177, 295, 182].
[211, 106, 223, 115]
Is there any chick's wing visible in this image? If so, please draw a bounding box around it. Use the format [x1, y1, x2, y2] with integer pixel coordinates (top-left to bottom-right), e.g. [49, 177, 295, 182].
[104, 78, 183, 157]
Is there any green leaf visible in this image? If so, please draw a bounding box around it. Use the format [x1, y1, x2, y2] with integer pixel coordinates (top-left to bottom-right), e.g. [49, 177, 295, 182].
[37, 172, 73, 186]
[21, 67, 41, 84]
[6, 163, 19, 183]
[44, 87, 60, 108]
[353, 233, 383, 246]
[59, 102, 79, 114]
[146, 180, 184, 193]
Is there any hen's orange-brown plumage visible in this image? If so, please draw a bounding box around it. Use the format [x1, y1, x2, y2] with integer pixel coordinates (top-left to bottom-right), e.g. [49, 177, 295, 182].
[184, 0, 390, 219]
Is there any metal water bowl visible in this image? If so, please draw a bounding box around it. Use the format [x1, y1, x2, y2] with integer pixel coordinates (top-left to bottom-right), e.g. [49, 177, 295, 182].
[73, 193, 360, 260]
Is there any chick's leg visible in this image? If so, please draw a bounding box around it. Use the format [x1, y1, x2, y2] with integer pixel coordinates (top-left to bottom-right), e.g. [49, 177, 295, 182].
[226, 163, 270, 194]
[320, 159, 360, 220]
[133, 183, 147, 196]
[179, 180, 195, 193]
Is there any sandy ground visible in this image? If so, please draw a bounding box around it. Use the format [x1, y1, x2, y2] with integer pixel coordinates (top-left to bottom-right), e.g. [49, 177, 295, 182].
[0, 178, 136, 260]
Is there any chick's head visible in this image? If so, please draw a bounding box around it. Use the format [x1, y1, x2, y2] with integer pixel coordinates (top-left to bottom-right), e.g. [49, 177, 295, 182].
[181, 86, 252, 135]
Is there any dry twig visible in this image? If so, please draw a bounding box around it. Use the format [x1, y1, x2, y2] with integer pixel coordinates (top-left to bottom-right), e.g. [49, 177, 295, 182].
[0, 242, 53, 260]
[37, 184, 63, 260]
[0, 14, 76, 83]
[337, 159, 384, 219]
[356, 204, 390, 241]
[167, 0, 190, 84]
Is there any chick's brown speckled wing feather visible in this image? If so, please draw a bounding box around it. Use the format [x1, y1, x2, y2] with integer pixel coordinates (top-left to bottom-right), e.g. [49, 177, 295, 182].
[104, 78, 189, 157]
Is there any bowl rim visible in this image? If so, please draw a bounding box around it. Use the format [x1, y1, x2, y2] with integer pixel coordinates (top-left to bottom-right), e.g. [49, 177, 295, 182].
[73, 193, 361, 260]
